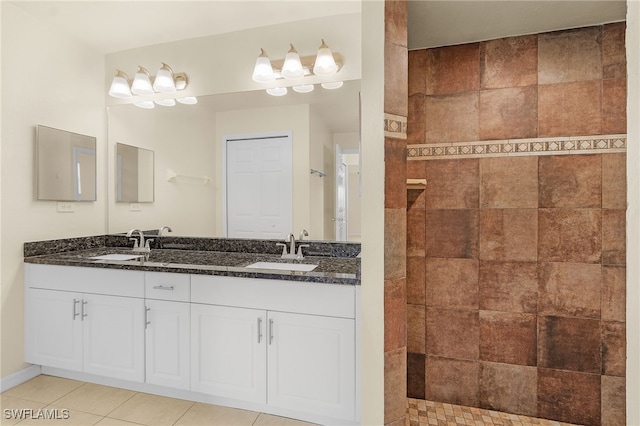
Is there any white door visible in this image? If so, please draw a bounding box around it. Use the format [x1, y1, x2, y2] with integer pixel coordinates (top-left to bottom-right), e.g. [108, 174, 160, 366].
[191, 304, 267, 403]
[335, 144, 348, 241]
[225, 134, 292, 239]
[82, 294, 145, 382]
[25, 288, 83, 371]
[267, 311, 356, 421]
[145, 300, 190, 390]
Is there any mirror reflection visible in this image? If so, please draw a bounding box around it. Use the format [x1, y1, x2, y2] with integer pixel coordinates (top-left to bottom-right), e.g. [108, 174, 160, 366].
[116, 143, 154, 203]
[107, 80, 361, 241]
[36, 125, 97, 202]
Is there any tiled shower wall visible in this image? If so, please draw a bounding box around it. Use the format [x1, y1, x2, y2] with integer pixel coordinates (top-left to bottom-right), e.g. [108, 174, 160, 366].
[406, 24, 626, 426]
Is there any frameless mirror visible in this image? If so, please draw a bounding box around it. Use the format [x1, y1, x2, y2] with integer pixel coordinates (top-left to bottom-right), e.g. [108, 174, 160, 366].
[36, 124, 97, 201]
[115, 142, 154, 203]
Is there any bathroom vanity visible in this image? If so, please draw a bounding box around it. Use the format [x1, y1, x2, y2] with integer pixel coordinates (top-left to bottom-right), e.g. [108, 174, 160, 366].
[23, 235, 360, 426]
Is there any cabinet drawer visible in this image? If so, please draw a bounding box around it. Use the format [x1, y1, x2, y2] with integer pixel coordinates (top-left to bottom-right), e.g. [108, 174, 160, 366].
[145, 272, 190, 302]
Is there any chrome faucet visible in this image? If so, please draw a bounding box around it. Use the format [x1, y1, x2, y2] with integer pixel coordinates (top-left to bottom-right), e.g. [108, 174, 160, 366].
[276, 233, 309, 260]
[158, 225, 173, 237]
[126, 229, 153, 254]
[299, 229, 309, 240]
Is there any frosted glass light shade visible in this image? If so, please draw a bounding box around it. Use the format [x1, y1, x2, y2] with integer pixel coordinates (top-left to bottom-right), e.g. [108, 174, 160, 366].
[155, 98, 176, 106]
[176, 96, 198, 105]
[321, 81, 344, 90]
[108, 70, 132, 99]
[281, 44, 304, 80]
[131, 66, 153, 95]
[153, 63, 176, 93]
[134, 100, 154, 109]
[313, 39, 338, 75]
[293, 84, 314, 93]
[266, 87, 287, 96]
[252, 49, 275, 82]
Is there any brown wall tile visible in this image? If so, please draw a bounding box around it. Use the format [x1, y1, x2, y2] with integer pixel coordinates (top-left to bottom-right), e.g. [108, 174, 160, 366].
[538, 209, 602, 263]
[538, 262, 602, 318]
[602, 153, 627, 210]
[426, 356, 479, 407]
[426, 258, 479, 309]
[407, 352, 426, 399]
[539, 155, 602, 208]
[602, 209, 626, 265]
[603, 78, 627, 134]
[479, 362, 537, 416]
[480, 35, 537, 89]
[601, 375, 626, 426]
[407, 208, 425, 257]
[406, 158, 426, 180]
[425, 92, 479, 143]
[426, 210, 478, 259]
[407, 304, 425, 354]
[385, 277, 407, 352]
[602, 265, 626, 322]
[384, 347, 407, 424]
[479, 86, 538, 140]
[406, 256, 426, 305]
[479, 209, 538, 262]
[426, 43, 480, 95]
[538, 368, 601, 426]
[384, 42, 408, 117]
[480, 156, 538, 209]
[538, 316, 602, 374]
[409, 49, 427, 95]
[602, 321, 626, 377]
[385, 138, 408, 209]
[384, 208, 407, 280]
[385, 0, 407, 48]
[479, 311, 537, 366]
[425, 159, 479, 209]
[603, 22, 627, 79]
[479, 261, 538, 313]
[538, 26, 602, 84]
[538, 81, 602, 137]
[408, 94, 426, 144]
[426, 308, 479, 360]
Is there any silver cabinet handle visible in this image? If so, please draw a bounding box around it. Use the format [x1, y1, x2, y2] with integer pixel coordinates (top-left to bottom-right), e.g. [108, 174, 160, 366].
[258, 317, 263, 343]
[81, 300, 88, 320]
[152, 285, 174, 291]
[72, 298, 80, 320]
[145, 307, 151, 328]
[269, 318, 274, 345]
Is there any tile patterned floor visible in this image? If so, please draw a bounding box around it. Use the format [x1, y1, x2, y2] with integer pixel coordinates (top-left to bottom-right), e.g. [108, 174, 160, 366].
[407, 398, 580, 426]
[0, 375, 314, 426]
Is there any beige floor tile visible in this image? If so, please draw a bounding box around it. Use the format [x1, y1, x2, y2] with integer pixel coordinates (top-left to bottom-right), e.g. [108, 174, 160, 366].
[174, 402, 259, 426]
[53, 383, 136, 417]
[0, 395, 47, 426]
[253, 413, 317, 426]
[15, 405, 102, 425]
[107, 393, 193, 426]
[2, 376, 84, 405]
[95, 418, 144, 426]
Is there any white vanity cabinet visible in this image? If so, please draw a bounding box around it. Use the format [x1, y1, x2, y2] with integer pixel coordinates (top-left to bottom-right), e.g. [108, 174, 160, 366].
[144, 272, 190, 390]
[190, 275, 356, 422]
[24, 264, 145, 382]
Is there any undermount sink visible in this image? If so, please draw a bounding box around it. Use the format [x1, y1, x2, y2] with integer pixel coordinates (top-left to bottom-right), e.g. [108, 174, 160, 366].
[89, 254, 144, 261]
[245, 261, 318, 272]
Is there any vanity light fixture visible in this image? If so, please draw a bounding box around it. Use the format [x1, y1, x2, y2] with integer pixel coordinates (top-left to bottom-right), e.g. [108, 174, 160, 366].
[108, 70, 133, 99]
[131, 66, 154, 95]
[252, 39, 343, 97]
[153, 62, 176, 93]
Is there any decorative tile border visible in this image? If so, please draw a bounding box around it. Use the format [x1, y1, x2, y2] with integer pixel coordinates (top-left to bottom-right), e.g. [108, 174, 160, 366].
[384, 113, 407, 140]
[407, 134, 627, 160]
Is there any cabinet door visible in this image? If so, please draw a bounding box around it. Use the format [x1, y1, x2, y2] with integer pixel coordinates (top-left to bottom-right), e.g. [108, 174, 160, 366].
[25, 288, 83, 371]
[145, 299, 190, 390]
[267, 312, 355, 421]
[82, 294, 145, 382]
[191, 304, 266, 403]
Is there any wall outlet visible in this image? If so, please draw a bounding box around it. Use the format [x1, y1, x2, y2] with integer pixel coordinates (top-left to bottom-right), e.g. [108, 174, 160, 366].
[57, 202, 75, 213]
[129, 203, 141, 212]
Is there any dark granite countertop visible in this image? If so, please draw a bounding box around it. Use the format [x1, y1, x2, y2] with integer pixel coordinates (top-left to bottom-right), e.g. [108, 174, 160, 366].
[24, 246, 360, 286]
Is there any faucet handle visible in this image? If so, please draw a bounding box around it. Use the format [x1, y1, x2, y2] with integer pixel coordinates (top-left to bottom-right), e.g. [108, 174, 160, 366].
[276, 242, 288, 256]
[145, 239, 154, 249]
[129, 238, 139, 249]
[296, 244, 310, 258]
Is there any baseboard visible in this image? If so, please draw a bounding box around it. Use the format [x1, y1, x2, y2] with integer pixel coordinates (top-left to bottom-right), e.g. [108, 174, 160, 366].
[0, 364, 41, 392]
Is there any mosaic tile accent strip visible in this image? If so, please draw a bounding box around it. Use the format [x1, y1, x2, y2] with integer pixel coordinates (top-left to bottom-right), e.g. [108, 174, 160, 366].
[407, 399, 580, 426]
[407, 134, 626, 160]
[385, 113, 408, 139]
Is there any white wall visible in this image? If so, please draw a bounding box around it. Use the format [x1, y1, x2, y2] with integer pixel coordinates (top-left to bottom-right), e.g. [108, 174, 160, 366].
[626, 1, 639, 423]
[107, 104, 216, 236]
[0, 3, 106, 377]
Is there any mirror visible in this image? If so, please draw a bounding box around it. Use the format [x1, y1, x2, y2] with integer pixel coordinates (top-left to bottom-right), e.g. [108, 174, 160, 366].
[36, 124, 97, 202]
[107, 80, 361, 241]
[116, 143, 154, 203]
